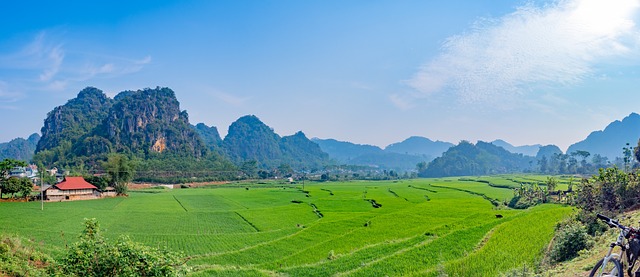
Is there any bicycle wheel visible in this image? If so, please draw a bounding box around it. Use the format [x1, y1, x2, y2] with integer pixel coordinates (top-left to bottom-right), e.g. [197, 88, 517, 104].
[589, 257, 623, 277]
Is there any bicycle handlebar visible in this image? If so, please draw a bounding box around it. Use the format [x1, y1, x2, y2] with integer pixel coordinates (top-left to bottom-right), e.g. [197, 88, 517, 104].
[597, 213, 609, 221]
[597, 213, 624, 229]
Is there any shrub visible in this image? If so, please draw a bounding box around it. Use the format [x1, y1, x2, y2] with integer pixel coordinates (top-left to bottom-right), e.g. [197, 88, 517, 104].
[60, 218, 188, 276]
[549, 219, 592, 263]
[575, 210, 608, 236]
[0, 235, 56, 277]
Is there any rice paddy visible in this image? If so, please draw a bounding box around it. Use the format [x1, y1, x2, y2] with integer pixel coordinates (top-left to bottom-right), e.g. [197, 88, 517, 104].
[0, 176, 572, 276]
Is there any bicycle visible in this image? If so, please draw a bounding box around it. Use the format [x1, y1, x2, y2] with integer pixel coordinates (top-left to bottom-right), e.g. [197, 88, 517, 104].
[590, 214, 640, 277]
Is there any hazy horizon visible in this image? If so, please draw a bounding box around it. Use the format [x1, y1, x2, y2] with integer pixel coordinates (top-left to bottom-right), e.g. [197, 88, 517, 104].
[2, 0, 640, 151]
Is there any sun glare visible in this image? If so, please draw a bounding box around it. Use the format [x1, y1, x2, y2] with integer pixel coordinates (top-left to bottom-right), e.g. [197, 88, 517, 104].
[568, 0, 639, 35]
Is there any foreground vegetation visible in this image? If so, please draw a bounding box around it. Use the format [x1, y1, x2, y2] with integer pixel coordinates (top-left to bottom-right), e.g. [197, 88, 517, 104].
[0, 177, 572, 276]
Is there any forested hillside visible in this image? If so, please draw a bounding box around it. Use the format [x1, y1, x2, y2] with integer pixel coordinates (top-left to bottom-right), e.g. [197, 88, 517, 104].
[0, 133, 39, 161]
[223, 115, 330, 170]
[419, 141, 536, 177]
[32, 87, 230, 176]
[35, 87, 113, 166]
[193, 123, 223, 151]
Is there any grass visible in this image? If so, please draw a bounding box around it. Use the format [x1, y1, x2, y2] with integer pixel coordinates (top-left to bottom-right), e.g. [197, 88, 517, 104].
[436, 204, 572, 276]
[0, 177, 571, 276]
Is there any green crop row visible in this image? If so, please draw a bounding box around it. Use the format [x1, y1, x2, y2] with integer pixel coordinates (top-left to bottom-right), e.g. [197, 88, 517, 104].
[0, 178, 571, 276]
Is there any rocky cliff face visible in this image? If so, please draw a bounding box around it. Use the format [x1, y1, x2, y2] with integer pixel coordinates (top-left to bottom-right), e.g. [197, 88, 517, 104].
[34, 87, 208, 167]
[98, 87, 207, 157]
[36, 87, 113, 152]
[34, 87, 329, 170]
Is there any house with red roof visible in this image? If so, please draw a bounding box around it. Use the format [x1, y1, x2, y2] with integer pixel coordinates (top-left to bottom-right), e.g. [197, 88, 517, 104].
[44, 176, 100, 201]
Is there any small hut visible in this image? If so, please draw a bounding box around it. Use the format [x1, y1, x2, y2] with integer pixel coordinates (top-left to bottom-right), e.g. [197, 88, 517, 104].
[44, 177, 99, 201]
[101, 186, 117, 197]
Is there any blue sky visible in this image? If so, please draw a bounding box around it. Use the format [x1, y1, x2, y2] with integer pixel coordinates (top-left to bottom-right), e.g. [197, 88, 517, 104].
[1, 0, 640, 151]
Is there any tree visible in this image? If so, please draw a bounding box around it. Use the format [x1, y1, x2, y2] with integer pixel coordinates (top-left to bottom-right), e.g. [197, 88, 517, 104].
[574, 150, 590, 162]
[4, 177, 33, 199]
[277, 163, 293, 178]
[567, 154, 578, 174]
[240, 160, 258, 179]
[635, 138, 640, 166]
[257, 170, 271, 179]
[623, 142, 633, 172]
[538, 156, 548, 173]
[36, 162, 57, 186]
[320, 173, 329, 181]
[84, 175, 109, 190]
[0, 159, 27, 199]
[103, 154, 136, 195]
[591, 154, 609, 171]
[416, 161, 428, 173]
[546, 177, 558, 193]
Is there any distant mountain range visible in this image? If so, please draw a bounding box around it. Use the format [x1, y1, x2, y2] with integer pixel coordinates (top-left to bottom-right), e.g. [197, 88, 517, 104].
[490, 139, 541, 157]
[311, 136, 452, 171]
[0, 133, 40, 161]
[419, 141, 536, 177]
[385, 136, 453, 158]
[535, 145, 563, 159]
[2, 86, 640, 177]
[567, 113, 640, 160]
[310, 138, 383, 163]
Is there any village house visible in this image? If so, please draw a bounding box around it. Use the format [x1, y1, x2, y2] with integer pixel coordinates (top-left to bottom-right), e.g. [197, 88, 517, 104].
[44, 176, 100, 201]
[10, 165, 41, 184]
[101, 186, 117, 197]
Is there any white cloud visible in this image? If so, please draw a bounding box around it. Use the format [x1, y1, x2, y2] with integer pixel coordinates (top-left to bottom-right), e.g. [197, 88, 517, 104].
[0, 31, 152, 93]
[208, 89, 249, 106]
[405, 0, 640, 104]
[46, 80, 68, 91]
[136, 55, 152, 65]
[38, 45, 64, 81]
[0, 81, 23, 103]
[0, 32, 66, 81]
[98, 63, 115, 74]
[389, 94, 413, 110]
[75, 55, 151, 82]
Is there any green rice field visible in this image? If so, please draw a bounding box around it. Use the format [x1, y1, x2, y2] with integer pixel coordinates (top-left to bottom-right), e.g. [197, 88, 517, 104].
[0, 177, 572, 276]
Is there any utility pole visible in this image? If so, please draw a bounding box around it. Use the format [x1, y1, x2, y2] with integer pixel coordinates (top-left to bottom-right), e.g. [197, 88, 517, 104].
[40, 169, 43, 211]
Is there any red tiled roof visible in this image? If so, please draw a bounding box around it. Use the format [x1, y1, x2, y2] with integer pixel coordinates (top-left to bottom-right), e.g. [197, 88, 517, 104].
[54, 177, 98, 190]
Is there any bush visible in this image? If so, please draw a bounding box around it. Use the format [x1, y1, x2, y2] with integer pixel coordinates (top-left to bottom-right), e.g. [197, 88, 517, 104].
[60, 218, 188, 276]
[575, 210, 608, 236]
[549, 219, 592, 263]
[508, 195, 542, 209]
[0, 235, 56, 277]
